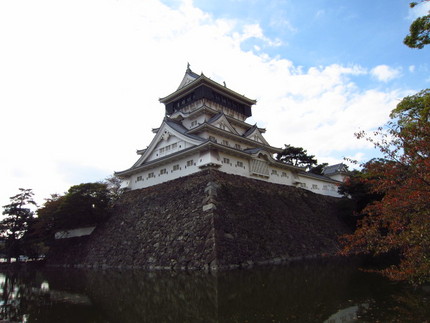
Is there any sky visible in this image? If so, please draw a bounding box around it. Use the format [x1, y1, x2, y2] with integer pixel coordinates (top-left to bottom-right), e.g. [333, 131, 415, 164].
[1, 0, 429, 208]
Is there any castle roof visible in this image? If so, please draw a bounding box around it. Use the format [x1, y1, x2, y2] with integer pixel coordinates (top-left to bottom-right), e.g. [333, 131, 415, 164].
[176, 65, 200, 90]
[160, 66, 256, 117]
[323, 163, 348, 176]
[160, 67, 256, 105]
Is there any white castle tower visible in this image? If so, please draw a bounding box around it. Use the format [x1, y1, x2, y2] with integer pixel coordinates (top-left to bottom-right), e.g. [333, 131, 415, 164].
[116, 66, 346, 197]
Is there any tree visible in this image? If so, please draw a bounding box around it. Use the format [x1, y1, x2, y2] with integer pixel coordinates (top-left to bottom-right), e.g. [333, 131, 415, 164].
[404, 1, 430, 49]
[1, 189, 37, 262]
[309, 163, 328, 175]
[103, 174, 125, 205]
[52, 183, 112, 230]
[22, 194, 63, 256]
[35, 182, 112, 236]
[338, 161, 385, 213]
[390, 88, 430, 127]
[340, 91, 430, 284]
[276, 144, 318, 170]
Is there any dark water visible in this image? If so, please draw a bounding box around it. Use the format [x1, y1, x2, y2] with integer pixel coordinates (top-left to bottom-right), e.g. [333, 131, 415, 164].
[1, 258, 429, 322]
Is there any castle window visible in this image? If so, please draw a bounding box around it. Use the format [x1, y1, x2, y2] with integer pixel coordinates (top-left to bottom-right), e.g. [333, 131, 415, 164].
[312, 184, 318, 190]
[235, 143, 241, 150]
[160, 168, 167, 175]
[281, 172, 288, 178]
[191, 120, 198, 127]
[171, 143, 177, 149]
[223, 158, 230, 164]
[271, 170, 278, 175]
[173, 164, 180, 171]
[187, 160, 194, 167]
[165, 145, 171, 151]
[159, 147, 165, 154]
[137, 176, 143, 182]
[222, 140, 229, 146]
[237, 161, 243, 167]
[209, 136, 217, 143]
[148, 172, 155, 178]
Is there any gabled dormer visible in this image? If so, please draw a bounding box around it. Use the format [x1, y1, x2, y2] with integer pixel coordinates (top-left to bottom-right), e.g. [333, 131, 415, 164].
[243, 124, 270, 145]
[207, 113, 239, 135]
[323, 163, 349, 182]
[131, 119, 204, 168]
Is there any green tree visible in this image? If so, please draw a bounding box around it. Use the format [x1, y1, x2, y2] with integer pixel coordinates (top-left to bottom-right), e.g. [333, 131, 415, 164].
[390, 88, 430, 127]
[21, 194, 63, 257]
[1, 189, 37, 262]
[52, 182, 111, 230]
[276, 144, 318, 170]
[309, 163, 328, 175]
[404, 1, 430, 49]
[34, 183, 112, 238]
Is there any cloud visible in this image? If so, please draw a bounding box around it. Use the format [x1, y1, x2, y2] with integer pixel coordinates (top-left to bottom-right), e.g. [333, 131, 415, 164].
[407, 1, 430, 19]
[0, 0, 407, 207]
[371, 65, 402, 82]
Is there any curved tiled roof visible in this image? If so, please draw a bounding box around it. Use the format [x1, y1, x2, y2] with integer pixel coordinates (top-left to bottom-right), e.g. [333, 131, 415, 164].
[164, 118, 205, 142]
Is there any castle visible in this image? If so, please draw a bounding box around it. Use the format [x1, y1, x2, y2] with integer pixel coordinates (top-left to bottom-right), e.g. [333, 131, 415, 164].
[116, 66, 347, 197]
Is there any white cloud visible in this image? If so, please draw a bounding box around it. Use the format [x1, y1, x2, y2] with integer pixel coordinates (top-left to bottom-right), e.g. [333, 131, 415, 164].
[407, 1, 430, 19]
[235, 23, 283, 47]
[409, 65, 416, 72]
[371, 65, 402, 82]
[0, 0, 406, 207]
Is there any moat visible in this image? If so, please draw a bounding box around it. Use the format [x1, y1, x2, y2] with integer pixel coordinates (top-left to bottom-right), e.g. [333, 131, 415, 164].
[1, 258, 429, 322]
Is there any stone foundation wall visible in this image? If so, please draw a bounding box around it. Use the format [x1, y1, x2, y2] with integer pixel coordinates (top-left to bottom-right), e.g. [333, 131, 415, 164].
[47, 169, 351, 270]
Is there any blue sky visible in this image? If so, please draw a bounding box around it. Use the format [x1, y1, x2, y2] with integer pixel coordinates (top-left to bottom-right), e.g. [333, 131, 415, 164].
[0, 0, 429, 207]
[190, 0, 429, 87]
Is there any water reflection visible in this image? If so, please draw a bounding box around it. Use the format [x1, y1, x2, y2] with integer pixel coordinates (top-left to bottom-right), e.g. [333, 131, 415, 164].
[0, 258, 429, 322]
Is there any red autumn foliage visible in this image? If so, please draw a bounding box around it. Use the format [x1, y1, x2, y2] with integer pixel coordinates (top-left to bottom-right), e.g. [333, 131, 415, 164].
[340, 119, 430, 284]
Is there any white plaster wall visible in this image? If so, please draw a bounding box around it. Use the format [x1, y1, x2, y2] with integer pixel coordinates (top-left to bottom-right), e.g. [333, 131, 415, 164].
[148, 138, 189, 162]
[130, 152, 202, 190]
[295, 176, 341, 198]
[266, 167, 294, 186]
[126, 151, 342, 198]
[218, 153, 249, 177]
[327, 173, 346, 182]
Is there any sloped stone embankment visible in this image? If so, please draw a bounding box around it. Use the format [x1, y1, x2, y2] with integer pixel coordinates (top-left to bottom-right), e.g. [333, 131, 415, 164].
[47, 169, 351, 270]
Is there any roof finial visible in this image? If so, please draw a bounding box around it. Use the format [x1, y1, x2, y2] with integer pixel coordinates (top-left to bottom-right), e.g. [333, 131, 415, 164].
[223, 81, 226, 87]
[187, 62, 191, 71]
